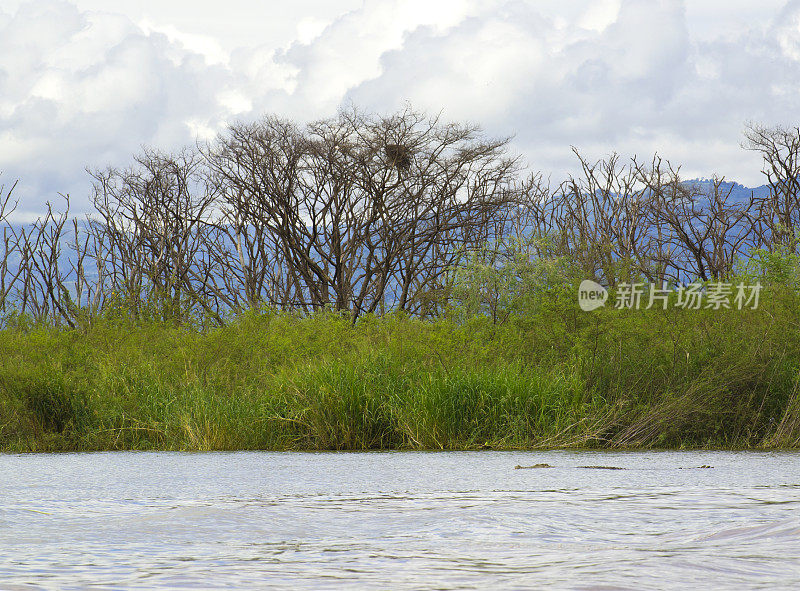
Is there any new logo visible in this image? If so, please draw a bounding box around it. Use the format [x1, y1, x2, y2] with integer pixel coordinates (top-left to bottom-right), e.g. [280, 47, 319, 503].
[578, 280, 608, 311]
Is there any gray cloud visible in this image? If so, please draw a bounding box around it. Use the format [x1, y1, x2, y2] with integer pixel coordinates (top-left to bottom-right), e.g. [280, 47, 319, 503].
[1, 0, 798, 217]
[345, 0, 797, 182]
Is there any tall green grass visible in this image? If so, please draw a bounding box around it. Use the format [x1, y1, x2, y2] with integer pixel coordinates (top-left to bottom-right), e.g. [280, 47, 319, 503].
[3, 253, 800, 451]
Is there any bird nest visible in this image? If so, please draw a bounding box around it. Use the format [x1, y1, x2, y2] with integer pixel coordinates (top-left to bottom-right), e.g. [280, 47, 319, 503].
[384, 144, 412, 169]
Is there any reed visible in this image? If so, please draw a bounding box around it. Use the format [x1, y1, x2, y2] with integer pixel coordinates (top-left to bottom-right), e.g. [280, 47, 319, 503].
[2, 264, 799, 452]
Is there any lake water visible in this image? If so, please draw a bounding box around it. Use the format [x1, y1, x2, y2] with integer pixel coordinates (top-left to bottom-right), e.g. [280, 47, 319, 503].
[1, 451, 799, 589]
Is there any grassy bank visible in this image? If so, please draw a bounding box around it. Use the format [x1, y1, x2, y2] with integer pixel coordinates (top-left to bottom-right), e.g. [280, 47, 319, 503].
[3, 259, 800, 452]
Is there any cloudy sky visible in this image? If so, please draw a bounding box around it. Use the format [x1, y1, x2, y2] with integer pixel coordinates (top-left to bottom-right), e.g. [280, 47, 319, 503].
[1, 0, 799, 218]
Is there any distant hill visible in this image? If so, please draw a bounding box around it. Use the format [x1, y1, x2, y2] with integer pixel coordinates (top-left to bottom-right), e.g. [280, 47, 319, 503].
[681, 179, 773, 203]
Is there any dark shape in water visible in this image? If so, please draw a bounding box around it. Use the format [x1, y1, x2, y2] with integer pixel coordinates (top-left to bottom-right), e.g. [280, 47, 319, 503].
[514, 463, 552, 469]
[578, 465, 626, 470]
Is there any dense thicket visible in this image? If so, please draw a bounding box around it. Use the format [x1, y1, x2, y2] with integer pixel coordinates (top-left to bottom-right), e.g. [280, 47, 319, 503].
[2, 264, 800, 452]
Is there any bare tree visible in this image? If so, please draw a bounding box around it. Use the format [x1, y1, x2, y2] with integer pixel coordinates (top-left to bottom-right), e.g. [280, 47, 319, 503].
[744, 122, 800, 248]
[517, 150, 660, 287]
[88, 149, 220, 323]
[0, 177, 19, 318]
[4, 115, 798, 329]
[638, 159, 761, 282]
[0, 195, 77, 326]
[204, 107, 523, 320]
[557, 150, 657, 286]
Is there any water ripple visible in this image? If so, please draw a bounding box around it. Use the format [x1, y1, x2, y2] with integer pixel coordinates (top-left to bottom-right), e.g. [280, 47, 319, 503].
[1, 450, 800, 589]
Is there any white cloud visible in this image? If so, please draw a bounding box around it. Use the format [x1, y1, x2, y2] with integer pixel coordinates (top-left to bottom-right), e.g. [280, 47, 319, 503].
[1, 0, 799, 218]
[777, 0, 800, 60]
[274, 0, 479, 112]
[346, 0, 799, 183]
[138, 19, 229, 66]
[296, 18, 329, 45]
[0, 1, 236, 215]
[578, 0, 621, 32]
